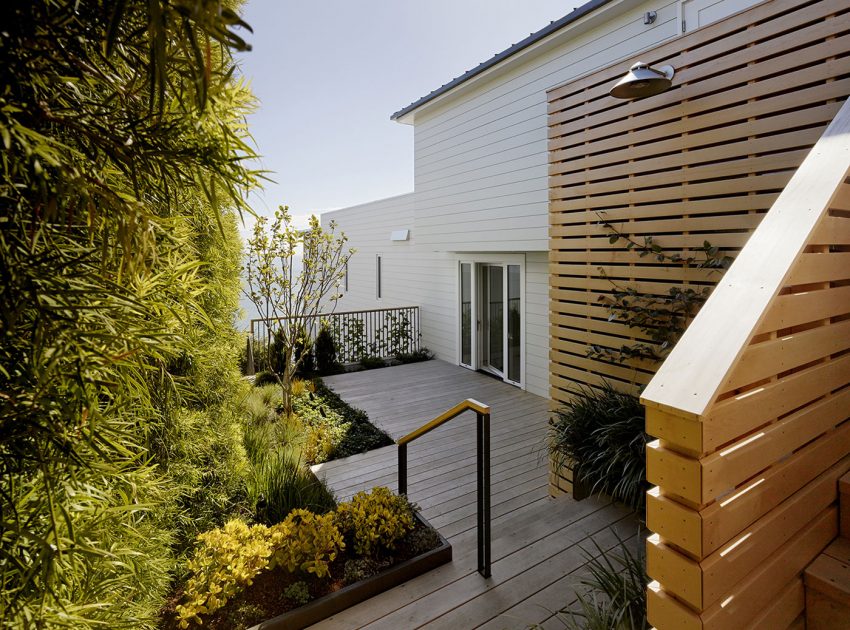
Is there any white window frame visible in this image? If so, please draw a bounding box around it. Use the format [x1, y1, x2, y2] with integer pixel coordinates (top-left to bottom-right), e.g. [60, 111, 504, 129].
[455, 253, 526, 389]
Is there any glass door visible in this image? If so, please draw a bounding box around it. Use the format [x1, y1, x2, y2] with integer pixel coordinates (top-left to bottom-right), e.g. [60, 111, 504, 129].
[460, 263, 473, 368]
[481, 265, 504, 377]
[458, 260, 522, 387]
[506, 264, 521, 384]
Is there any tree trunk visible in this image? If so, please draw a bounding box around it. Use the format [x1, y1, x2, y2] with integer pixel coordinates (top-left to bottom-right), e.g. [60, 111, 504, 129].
[281, 351, 295, 416]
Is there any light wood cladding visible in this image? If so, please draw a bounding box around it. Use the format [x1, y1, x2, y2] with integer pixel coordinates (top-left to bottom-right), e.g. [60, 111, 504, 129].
[547, 0, 850, 398]
[547, 1, 850, 629]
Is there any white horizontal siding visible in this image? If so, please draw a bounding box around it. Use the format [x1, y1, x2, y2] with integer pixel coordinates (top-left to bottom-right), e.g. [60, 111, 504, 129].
[323, 192, 551, 397]
[321, 0, 762, 398]
[411, 0, 761, 250]
[322, 194, 457, 362]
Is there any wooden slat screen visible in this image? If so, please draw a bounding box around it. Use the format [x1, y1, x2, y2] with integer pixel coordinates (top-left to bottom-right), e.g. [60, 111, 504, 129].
[644, 170, 850, 628]
[547, 0, 850, 400]
[548, 1, 850, 627]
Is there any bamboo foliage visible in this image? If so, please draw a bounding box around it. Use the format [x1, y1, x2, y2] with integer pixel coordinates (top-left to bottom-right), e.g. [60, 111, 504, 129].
[0, 1, 259, 626]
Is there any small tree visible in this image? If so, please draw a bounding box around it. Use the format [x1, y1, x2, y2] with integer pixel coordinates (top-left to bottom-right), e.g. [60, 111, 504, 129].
[244, 206, 352, 414]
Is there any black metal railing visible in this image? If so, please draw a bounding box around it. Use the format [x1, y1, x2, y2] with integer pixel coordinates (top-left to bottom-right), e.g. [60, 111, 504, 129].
[397, 399, 491, 578]
[249, 305, 420, 371]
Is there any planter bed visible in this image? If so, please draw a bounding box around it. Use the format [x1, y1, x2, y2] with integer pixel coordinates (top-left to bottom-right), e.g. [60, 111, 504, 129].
[161, 512, 450, 630]
[249, 512, 451, 630]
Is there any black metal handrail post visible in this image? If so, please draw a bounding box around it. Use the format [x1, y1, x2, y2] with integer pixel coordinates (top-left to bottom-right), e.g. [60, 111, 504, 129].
[396, 399, 491, 578]
[476, 409, 491, 577]
[398, 442, 408, 495]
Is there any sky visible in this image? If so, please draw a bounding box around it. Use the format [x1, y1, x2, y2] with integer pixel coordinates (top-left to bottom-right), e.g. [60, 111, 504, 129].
[234, 1, 577, 228]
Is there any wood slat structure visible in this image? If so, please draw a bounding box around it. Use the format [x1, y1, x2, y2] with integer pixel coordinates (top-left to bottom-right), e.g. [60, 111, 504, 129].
[639, 63, 850, 630]
[547, 0, 850, 626]
[547, 0, 850, 399]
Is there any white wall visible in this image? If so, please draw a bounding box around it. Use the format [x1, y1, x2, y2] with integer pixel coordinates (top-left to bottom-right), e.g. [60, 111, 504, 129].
[411, 0, 760, 251]
[322, 0, 761, 398]
[322, 194, 460, 368]
[323, 190, 552, 396]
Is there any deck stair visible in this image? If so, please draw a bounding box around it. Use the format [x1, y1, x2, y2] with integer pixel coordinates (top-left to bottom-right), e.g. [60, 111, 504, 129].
[310, 360, 637, 629]
[804, 472, 850, 629]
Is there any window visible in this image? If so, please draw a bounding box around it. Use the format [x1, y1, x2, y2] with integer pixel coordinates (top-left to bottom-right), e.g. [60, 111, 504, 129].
[376, 254, 382, 299]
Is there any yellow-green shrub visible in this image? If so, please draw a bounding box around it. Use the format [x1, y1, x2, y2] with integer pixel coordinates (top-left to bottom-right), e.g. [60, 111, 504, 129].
[177, 510, 343, 626]
[176, 519, 274, 627]
[334, 487, 416, 556]
[269, 509, 344, 578]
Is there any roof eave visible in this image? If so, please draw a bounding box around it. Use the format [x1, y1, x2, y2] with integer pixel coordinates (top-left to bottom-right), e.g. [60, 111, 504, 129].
[389, 0, 617, 123]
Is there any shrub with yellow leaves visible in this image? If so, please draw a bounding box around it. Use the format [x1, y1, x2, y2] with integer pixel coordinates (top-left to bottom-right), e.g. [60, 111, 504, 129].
[175, 519, 274, 627]
[334, 487, 416, 556]
[175, 487, 416, 627]
[269, 509, 344, 578]
[176, 510, 344, 626]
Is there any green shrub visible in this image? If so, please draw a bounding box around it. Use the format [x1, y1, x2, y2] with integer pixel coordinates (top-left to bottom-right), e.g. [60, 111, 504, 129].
[242, 337, 271, 374]
[360, 356, 386, 370]
[315, 326, 342, 375]
[548, 382, 647, 510]
[268, 509, 344, 577]
[298, 414, 349, 464]
[283, 581, 311, 606]
[396, 348, 434, 364]
[303, 381, 393, 459]
[176, 509, 343, 626]
[334, 487, 416, 556]
[248, 450, 336, 525]
[294, 330, 315, 378]
[176, 519, 275, 627]
[253, 370, 279, 387]
[404, 525, 441, 556]
[559, 534, 648, 630]
[270, 328, 287, 375]
[343, 557, 390, 583]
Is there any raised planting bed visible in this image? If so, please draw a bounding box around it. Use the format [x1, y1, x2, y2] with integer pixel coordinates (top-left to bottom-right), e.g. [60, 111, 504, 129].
[161, 510, 450, 630]
[248, 512, 451, 630]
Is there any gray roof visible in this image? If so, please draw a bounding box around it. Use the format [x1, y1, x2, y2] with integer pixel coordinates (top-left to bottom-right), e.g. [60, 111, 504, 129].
[390, 0, 615, 121]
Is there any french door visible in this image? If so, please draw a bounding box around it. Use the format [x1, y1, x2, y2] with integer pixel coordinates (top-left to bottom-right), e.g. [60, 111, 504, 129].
[459, 261, 522, 386]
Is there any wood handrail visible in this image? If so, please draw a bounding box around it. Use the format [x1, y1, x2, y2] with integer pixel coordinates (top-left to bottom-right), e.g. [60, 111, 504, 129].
[397, 398, 490, 445]
[641, 95, 850, 419]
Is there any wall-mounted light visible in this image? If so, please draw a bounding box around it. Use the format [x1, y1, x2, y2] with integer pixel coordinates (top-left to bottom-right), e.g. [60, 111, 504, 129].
[609, 61, 675, 100]
[644, 11, 657, 25]
[390, 229, 410, 241]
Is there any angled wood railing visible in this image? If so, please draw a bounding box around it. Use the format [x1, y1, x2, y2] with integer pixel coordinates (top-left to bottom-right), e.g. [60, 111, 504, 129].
[642, 95, 850, 629]
[397, 399, 492, 578]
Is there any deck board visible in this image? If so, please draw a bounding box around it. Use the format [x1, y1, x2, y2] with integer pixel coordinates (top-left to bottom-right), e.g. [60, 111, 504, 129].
[310, 360, 637, 629]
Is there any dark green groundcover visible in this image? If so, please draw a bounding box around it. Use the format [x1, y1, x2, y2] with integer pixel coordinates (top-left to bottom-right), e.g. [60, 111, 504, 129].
[308, 380, 393, 459]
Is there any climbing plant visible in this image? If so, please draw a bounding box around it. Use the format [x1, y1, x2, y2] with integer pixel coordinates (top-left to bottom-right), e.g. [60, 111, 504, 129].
[588, 214, 733, 364]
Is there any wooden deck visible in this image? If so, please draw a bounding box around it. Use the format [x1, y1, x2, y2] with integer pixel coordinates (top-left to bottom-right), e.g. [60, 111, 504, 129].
[310, 360, 638, 629]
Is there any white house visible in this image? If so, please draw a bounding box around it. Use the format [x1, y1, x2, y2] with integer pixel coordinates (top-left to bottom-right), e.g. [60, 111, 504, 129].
[321, 0, 759, 398]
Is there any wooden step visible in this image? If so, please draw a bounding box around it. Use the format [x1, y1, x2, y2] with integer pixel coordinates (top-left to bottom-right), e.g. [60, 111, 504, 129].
[805, 537, 850, 630]
[839, 471, 850, 538]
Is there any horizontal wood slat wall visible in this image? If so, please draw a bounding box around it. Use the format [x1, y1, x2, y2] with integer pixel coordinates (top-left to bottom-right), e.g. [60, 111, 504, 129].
[643, 174, 850, 629]
[547, 0, 850, 628]
[547, 0, 850, 399]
